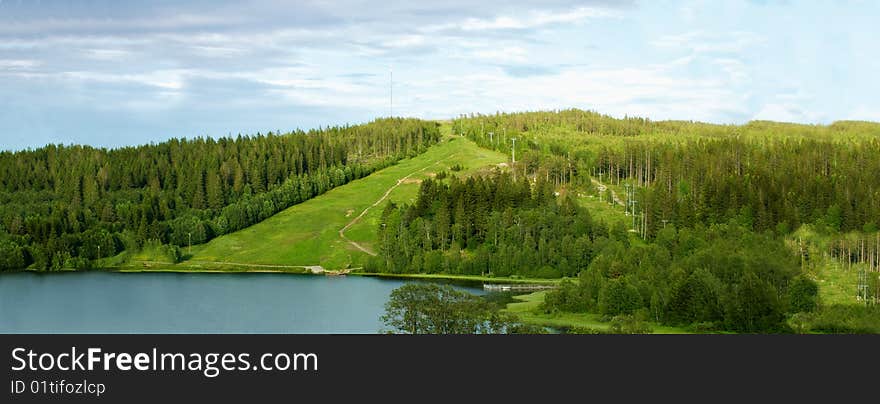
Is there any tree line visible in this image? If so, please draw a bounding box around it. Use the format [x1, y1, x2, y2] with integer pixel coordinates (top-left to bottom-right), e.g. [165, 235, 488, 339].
[367, 173, 605, 278]
[454, 109, 880, 238]
[543, 222, 815, 332]
[445, 110, 880, 331]
[369, 170, 819, 332]
[0, 118, 440, 270]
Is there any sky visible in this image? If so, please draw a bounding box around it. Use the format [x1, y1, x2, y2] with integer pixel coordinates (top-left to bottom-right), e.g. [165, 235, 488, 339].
[1, 0, 879, 150]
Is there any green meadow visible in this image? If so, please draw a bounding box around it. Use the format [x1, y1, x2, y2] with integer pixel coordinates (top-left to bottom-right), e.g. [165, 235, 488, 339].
[130, 132, 507, 271]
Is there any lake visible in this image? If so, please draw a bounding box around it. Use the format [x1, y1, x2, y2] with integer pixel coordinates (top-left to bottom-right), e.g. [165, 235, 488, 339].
[0, 271, 484, 333]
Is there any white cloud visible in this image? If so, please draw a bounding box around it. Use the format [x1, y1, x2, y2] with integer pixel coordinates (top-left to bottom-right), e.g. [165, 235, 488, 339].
[752, 103, 823, 124]
[3, 0, 874, 150]
[61, 70, 188, 90]
[426, 6, 616, 32]
[402, 64, 751, 124]
[84, 49, 132, 61]
[188, 45, 246, 58]
[0, 13, 239, 35]
[472, 46, 529, 63]
[0, 59, 40, 70]
[847, 106, 880, 122]
[711, 58, 749, 82]
[652, 30, 766, 54]
[380, 35, 427, 49]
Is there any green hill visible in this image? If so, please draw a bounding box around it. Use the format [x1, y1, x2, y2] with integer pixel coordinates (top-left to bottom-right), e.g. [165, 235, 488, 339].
[127, 130, 507, 271]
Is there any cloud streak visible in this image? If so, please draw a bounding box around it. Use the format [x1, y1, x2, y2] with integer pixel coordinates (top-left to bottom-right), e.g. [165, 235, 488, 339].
[0, 0, 877, 150]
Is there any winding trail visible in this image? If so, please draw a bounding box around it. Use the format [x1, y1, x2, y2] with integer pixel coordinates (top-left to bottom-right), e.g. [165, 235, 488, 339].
[339, 155, 455, 256]
[129, 155, 455, 271]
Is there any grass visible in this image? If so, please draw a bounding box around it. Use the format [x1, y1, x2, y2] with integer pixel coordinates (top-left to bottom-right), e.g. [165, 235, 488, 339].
[576, 189, 630, 229]
[788, 224, 866, 306]
[115, 262, 310, 274]
[811, 258, 861, 306]
[504, 291, 692, 334]
[129, 127, 508, 271]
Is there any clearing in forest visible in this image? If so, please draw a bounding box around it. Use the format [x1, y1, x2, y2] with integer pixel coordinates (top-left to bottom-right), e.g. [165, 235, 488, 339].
[182, 131, 508, 269]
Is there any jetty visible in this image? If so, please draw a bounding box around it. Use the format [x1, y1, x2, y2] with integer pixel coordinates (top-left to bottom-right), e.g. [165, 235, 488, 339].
[482, 283, 557, 292]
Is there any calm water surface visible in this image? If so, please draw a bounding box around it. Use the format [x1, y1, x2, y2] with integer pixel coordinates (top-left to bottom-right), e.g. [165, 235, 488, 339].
[0, 271, 483, 333]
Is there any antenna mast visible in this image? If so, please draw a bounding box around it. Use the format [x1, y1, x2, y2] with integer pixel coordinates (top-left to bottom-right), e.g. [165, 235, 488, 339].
[390, 66, 393, 117]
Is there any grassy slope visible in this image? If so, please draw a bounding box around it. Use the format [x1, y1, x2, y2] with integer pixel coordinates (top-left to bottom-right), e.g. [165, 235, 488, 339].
[812, 258, 861, 306]
[136, 129, 507, 270]
[789, 225, 863, 306]
[118, 119, 861, 310]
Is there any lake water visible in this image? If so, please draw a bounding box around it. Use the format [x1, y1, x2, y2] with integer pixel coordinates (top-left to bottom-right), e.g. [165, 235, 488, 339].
[0, 272, 483, 334]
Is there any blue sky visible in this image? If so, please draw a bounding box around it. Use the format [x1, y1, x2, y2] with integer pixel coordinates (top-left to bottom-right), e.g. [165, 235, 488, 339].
[1, 0, 878, 150]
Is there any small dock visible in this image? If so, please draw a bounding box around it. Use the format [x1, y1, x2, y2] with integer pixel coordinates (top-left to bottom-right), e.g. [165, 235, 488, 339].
[483, 283, 556, 292]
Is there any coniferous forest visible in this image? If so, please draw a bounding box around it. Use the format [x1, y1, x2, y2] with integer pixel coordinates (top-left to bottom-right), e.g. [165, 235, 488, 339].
[367, 110, 880, 332]
[3, 108, 879, 333]
[0, 118, 439, 270]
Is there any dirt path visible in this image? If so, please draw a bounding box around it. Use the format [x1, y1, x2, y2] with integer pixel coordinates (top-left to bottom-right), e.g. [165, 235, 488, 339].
[339, 156, 455, 256]
[590, 177, 625, 207]
[128, 156, 454, 270]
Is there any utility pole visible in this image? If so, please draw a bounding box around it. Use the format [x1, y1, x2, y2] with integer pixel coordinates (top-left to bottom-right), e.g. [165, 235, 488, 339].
[858, 264, 868, 306]
[631, 198, 638, 232]
[625, 183, 638, 232]
[511, 138, 517, 164]
[188, 232, 192, 255]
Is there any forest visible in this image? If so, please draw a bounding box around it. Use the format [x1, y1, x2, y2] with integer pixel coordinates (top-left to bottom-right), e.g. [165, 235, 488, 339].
[3, 107, 878, 332]
[369, 109, 880, 332]
[452, 110, 880, 281]
[0, 118, 440, 270]
[368, 173, 597, 278]
[455, 110, 880, 237]
[369, 171, 817, 332]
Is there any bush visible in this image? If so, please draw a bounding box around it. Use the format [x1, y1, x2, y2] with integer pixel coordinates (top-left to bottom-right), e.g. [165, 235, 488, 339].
[507, 323, 550, 334]
[598, 278, 642, 316]
[787, 313, 812, 334]
[0, 239, 27, 270]
[787, 276, 819, 313]
[535, 265, 561, 278]
[799, 305, 880, 334]
[161, 244, 183, 263]
[686, 322, 720, 333]
[564, 326, 607, 334]
[608, 313, 654, 334]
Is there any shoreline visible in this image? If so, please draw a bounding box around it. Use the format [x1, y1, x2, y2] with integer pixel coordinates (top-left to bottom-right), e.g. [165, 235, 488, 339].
[5, 266, 567, 284]
[352, 272, 564, 285]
